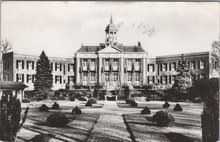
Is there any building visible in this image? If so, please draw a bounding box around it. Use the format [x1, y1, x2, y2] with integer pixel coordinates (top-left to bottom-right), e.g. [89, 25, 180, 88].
[2, 17, 219, 91]
[3, 52, 75, 90]
[75, 16, 147, 90]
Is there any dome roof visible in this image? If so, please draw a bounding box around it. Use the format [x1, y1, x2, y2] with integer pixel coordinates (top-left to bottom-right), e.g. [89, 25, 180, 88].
[105, 16, 118, 33]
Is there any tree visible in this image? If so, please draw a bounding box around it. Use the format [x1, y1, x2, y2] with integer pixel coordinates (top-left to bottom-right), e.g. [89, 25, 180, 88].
[34, 51, 53, 99]
[0, 39, 13, 81]
[210, 40, 220, 77]
[172, 54, 192, 100]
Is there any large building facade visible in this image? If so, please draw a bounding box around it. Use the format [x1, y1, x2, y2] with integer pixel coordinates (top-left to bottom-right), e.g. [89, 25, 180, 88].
[3, 52, 75, 90]
[2, 17, 219, 91]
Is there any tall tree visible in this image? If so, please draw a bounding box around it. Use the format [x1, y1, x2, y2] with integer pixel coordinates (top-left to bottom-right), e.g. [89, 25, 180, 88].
[172, 54, 192, 100]
[210, 40, 220, 77]
[34, 51, 53, 99]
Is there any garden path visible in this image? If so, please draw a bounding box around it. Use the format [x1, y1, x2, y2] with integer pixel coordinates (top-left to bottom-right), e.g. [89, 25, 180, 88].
[86, 100, 132, 142]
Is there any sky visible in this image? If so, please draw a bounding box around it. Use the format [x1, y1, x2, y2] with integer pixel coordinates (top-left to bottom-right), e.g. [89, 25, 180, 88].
[1, 2, 219, 58]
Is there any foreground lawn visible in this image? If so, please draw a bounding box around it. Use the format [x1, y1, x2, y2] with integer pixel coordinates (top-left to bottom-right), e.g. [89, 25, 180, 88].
[120, 101, 203, 142]
[17, 100, 104, 142]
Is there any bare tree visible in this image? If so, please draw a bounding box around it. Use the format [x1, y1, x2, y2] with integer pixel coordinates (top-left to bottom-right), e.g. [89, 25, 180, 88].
[0, 39, 13, 81]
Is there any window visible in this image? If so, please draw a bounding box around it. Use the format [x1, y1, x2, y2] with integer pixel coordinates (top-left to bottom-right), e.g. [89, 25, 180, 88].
[135, 59, 140, 66]
[162, 63, 167, 71]
[16, 60, 24, 69]
[4, 61, 9, 70]
[16, 74, 24, 82]
[113, 74, 118, 81]
[91, 72, 95, 82]
[55, 63, 62, 71]
[127, 59, 132, 66]
[83, 59, 88, 66]
[162, 76, 167, 84]
[148, 76, 155, 84]
[171, 62, 176, 71]
[105, 59, 109, 66]
[68, 76, 74, 83]
[148, 64, 154, 72]
[113, 59, 118, 66]
[105, 73, 110, 81]
[55, 75, 62, 84]
[190, 61, 195, 70]
[128, 72, 132, 81]
[135, 73, 140, 81]
[90, 59, 95, 66]
[200, 60, 206, 69]
[27, 74, 32, 83]
[83, 72, 88, 81]
[68, 64, 74, 72]
[27, 61, 33, 70]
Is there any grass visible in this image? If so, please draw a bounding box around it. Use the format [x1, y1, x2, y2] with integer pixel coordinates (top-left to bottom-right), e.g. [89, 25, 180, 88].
[120, 101, 203, 142]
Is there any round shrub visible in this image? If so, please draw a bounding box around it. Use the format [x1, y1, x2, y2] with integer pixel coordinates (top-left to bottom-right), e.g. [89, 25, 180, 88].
[141, 106, 151, 114]
[85, 101, 92, 106]
[193, 97, 202, 103]
[174, 103, 183, 111]
[22, 98, 31, 103]
[52, 102, 59, 109]
[152, 111, 174, 127]
[72, 106, 82, 114]
[39, 104, 49, 111]
[163, 101, 170, 108]
[88, 97, 97, 104]
[145, 97, 151, 102]
[47, 112, 69, 127]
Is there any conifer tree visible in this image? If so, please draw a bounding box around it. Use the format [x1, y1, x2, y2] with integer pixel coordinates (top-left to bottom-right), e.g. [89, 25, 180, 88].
[172, 54, 192, 100]
[34, 51, 53, 99]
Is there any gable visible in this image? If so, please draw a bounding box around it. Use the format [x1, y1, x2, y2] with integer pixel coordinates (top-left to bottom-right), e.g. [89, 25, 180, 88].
[98, 45, 123, 53]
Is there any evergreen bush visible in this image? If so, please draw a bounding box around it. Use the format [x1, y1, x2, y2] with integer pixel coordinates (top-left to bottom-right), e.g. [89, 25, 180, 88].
[22, 98, 31, 103]
[141, 106, 151, 114]
[173, 103, 183, 111]
[52, 102, 59, 109]
[152, 111, 174, 127]
[163, 101, 170, 108]
[72, 106, 82, 114]
[47, 112, 69, 127]
[87, 97, 97, 104]
[85, 101, 92, 106]
[39, 104, 49, 111]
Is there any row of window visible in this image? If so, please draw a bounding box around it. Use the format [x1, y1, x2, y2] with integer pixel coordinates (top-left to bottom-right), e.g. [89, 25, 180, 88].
[82, 72, 96, 82]
[147, 60, 206, 72]
[16, 73, 74, 84]
[16, 60, 74, 72]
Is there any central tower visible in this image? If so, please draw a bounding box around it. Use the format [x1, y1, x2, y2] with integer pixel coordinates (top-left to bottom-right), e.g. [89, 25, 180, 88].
[105, 16, 118, 46]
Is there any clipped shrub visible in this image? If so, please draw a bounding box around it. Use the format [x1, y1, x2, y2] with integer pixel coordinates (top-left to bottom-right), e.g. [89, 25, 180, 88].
[163, 101, 170, 108]
[125, 98, 134, 104]
[174, 103, 183, 111]
[85, 101, 92, 106]
[47, 112, 69, 127]
[39, 104, 49, 111]
[141, 106, 151, 114]
[193, 97, 202, 103]
[22, 98, 31, 103]
[152, 111, 174, 127]
[69, 96, 75, 101]
[88, 97, 97, 104]
[145, 97, 151, 102]
[30, 134, 54, 142]
[130, 100, 138, 107]
[52, 102, 59, 109]
[72, 106, 82, 114]
[78, 96, 87, 101]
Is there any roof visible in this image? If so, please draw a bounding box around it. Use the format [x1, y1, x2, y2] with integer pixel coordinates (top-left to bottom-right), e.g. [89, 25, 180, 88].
[77, 45, 146, 53]
[0, 81, 28, 90]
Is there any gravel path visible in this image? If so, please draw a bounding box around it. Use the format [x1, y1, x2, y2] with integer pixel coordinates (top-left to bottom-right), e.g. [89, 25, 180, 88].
[86, 101, 132, 142]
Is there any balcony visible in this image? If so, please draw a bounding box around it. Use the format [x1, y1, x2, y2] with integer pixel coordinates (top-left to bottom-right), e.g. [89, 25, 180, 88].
[134, 66, 140, 71]
[112, 66, 118, 71]
[127, 66, 132, 71]
[90, 66, 96, 71]
[105, 66, 110, 71]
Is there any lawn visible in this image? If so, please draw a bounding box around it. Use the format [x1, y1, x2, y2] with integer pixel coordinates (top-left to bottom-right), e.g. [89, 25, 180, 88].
[119, 100, 203, 142]
[17, 100, 105, 142]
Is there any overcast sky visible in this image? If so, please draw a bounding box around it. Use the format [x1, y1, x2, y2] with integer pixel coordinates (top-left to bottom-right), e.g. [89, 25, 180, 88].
[1, 2, 219, 58]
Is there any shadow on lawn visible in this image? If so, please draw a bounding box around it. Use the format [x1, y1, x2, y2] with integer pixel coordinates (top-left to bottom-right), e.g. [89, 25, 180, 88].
[165, 132, 194, 142]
